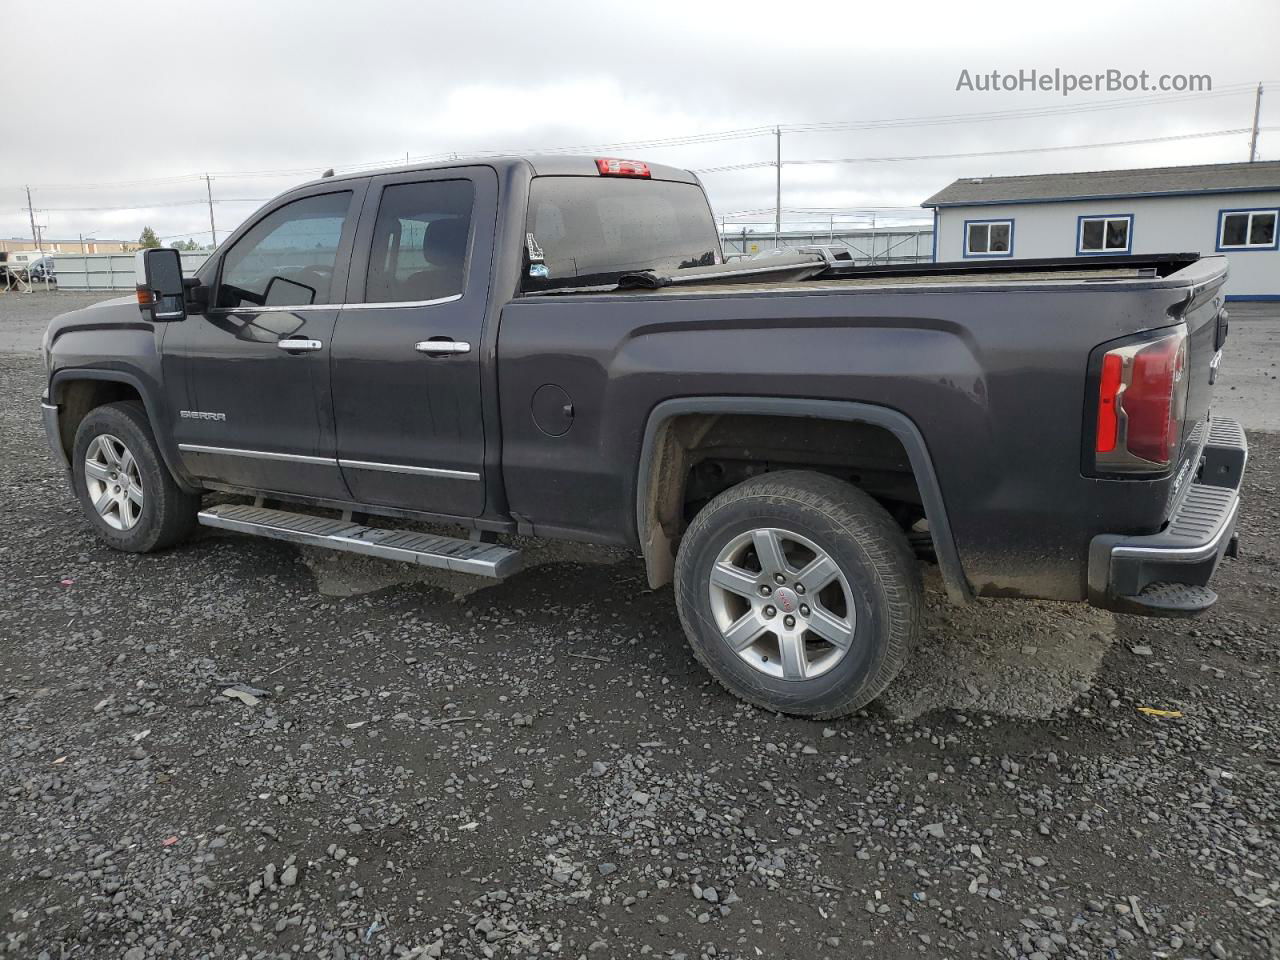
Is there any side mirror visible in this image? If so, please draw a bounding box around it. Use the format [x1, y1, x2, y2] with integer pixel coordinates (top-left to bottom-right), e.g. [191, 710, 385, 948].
[135, 248, 186, 321]
[262, 274, 316, 306]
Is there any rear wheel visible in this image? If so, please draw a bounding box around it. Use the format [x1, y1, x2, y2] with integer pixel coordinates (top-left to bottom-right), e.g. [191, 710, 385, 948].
[674, 470, 921, 718]
[71, 401, 200, 552]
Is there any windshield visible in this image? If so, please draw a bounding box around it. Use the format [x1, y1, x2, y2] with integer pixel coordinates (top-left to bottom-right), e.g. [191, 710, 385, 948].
[525, 176, 720, 287]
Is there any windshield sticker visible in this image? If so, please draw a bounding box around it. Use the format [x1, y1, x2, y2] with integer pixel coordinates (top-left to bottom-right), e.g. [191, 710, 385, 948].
[528, 263, 550, 279]
[526, 232, 545, 262]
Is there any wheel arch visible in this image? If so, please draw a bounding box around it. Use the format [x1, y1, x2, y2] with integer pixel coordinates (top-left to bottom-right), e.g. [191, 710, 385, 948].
[635, 396, 971, 603]
[49, 368, 199, 493]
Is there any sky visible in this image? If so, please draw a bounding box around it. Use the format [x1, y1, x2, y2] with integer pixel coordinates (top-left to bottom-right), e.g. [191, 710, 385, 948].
[3, 0, 1278, 246]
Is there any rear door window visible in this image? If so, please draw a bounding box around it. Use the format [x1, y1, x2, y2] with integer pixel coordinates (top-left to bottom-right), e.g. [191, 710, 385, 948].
[362, 179, 475, 304]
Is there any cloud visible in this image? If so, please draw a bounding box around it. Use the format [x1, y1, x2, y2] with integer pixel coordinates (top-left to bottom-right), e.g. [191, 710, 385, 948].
[2, 0, 1274, 243]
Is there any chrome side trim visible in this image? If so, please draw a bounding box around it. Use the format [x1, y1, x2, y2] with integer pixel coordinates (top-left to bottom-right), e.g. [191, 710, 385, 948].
[206, 304, 343, 315]
[337, 458, 479, 480]
[343, 294, 463, 311]
[177, 444, 479, 480]
[205, 293, 463, 316]
[178, 443, 336, 466]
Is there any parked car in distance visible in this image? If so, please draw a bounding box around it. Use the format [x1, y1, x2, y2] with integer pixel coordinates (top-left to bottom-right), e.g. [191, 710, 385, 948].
[39, 155, 1246, 718]
[26, 255, 56, 282]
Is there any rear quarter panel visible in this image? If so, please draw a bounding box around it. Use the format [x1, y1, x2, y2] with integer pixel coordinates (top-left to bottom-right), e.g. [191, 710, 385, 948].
[496, 280, 1197, 600]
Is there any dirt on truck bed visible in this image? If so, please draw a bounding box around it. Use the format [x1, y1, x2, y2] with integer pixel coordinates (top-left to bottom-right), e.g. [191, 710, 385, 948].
[1, 292, 1277, 959]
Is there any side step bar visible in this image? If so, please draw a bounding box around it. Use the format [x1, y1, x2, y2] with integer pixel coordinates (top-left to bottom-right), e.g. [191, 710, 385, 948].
[198, 504, 522, 578]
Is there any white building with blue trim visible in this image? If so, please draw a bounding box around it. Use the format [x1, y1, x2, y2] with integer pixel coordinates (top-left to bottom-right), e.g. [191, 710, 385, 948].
[923, 160, 1280, 301]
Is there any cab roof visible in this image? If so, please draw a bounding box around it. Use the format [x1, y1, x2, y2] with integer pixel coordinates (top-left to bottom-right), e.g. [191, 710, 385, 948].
[294, 155, 700, 192]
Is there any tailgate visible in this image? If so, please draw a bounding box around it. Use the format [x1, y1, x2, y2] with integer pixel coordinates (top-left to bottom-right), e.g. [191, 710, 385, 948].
[1174, 260, 1230, 478]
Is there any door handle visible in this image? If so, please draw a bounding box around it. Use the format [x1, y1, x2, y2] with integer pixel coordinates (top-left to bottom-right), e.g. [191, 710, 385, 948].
[277, 338, 323, 353]
[415, 340, 471, 355]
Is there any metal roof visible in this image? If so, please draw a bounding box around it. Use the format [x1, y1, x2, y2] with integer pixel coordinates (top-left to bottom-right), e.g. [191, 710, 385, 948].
[3, 237, 132, 243]
[922, 160, 1280, 208]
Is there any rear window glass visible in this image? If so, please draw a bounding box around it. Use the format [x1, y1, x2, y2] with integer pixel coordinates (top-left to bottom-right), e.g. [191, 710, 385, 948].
[525, 176, 720, 285]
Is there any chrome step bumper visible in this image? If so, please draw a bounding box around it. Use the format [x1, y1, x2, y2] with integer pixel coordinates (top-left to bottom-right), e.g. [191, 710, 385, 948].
[198, 504, 522, 578]
[1088, 417, 1246, 617]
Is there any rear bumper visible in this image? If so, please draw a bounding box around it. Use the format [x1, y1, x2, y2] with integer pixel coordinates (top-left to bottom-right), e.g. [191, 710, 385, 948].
[1088, 417, 1246, 616]
[41, 397, 69, 471]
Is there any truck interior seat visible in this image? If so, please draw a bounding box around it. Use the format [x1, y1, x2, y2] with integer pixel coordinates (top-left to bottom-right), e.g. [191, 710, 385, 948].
[400, 218, 468, 302]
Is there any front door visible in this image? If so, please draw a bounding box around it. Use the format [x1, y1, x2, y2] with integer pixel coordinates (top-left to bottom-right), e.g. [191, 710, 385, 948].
[166, 186, 364, 500]
[329, 168, 497, 517]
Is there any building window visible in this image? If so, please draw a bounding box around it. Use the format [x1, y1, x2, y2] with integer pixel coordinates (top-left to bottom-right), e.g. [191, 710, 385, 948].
[1217, 208, 1278, 251]
[964, 219, 1013, 257]
[1077, 214, 1133, 254]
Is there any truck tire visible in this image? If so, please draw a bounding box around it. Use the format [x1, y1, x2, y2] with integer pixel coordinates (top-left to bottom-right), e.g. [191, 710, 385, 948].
[674, 470, 921, 718]
[71, 401, 200, 553]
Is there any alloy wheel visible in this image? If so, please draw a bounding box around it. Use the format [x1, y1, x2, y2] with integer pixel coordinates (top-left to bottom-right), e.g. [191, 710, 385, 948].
[707, 527, 856, 681]
[84, 434, 144, 531]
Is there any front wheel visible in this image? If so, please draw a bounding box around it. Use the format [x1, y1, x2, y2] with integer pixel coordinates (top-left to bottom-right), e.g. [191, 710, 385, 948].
[71, 401, 200, 553]
[674, 471, 921, 718]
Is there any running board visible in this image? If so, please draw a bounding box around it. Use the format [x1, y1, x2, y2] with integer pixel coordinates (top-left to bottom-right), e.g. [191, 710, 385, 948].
[197, 504, 522, 578]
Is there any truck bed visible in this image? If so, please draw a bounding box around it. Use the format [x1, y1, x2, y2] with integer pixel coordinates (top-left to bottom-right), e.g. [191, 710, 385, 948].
[496, 253, 1229, 603]
[616, 267, 1170, 297]
[531, 251, 1204, 298]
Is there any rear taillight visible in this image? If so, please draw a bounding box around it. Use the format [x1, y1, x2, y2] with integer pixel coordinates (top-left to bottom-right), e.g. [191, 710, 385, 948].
[1095, 353, 1123, 453]
[1093, 327, 1188, 473]
[595, 157, 651, 178]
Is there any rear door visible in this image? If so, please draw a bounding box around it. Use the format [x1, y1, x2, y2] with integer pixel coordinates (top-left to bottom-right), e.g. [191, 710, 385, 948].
[329, 167, 497, 516]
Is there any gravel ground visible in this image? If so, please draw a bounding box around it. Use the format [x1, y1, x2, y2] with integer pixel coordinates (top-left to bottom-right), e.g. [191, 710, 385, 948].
[1, 291, 1277, 959]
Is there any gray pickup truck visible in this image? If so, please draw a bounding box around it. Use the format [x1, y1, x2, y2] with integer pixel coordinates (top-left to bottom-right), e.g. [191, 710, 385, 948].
[40, 155, 1246, 717]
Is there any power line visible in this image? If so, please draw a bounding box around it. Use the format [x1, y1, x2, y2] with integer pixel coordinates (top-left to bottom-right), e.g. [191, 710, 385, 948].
[696, 127, 1278, 173]
[276, 81, 1277, 170]
[10, 82, 1271, 192]
[155, 227, 215, 242]
[31, 198, 271, 212]
[224, 82, 1277, 180]
[722, 206, 929, 216]
[777, 83, 1270, 134]
[38, 124, 1270, 211]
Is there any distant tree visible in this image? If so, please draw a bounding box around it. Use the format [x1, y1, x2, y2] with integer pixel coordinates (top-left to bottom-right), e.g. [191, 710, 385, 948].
[139, 226, 161, 248]
[169, 238, 201, 251]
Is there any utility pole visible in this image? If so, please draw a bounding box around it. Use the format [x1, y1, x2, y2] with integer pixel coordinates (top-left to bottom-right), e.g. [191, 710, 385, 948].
[204, 174, 217, 246]
[774, 127, 782, 248]
[26, 186, 42, 254]
[1248, 83, 1264, 162]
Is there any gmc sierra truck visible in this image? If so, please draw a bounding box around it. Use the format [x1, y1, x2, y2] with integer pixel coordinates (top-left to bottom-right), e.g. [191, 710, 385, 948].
[40, 155, 1246, 718]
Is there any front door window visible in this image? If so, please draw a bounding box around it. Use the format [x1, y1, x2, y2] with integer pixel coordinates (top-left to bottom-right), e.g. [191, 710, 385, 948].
[217, 191, 352, 309]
